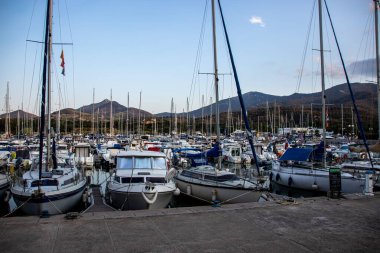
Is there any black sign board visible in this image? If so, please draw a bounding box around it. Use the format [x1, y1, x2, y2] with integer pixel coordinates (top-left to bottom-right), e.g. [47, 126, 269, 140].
[329, 167, 341, 198]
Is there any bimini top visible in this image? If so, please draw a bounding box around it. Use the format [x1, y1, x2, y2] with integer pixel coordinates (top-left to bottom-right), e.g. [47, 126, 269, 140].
[117, 150, 166, 158]
[279, 148, 313, 162]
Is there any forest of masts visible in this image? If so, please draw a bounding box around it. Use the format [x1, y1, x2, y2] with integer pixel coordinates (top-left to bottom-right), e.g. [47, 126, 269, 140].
[1, 102, 378, 140]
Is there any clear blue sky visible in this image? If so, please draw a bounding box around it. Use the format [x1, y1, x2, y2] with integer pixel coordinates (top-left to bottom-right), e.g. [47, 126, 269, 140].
[0, 0, 376, 115]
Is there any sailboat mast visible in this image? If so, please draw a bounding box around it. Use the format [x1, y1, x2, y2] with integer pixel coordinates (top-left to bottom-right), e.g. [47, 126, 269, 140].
[39, 0, 52, 180]
[110, 89, 113, 136]
[138, 91, 141, 136]
[5, 82, 9, 137]
[211, 0, 221, 170]
[92, 88, 95, 134]
[375, 0, 380, 140]
[46, 0, 53, 170]
[318, 0, 326, 167]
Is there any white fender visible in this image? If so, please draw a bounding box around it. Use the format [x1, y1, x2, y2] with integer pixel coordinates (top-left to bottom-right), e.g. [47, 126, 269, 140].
[141, 190, 158, 205]
[173, 187, 180, 196]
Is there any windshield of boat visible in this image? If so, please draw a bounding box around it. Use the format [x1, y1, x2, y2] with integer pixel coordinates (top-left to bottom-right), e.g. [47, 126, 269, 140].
[116, 157, 166, 170]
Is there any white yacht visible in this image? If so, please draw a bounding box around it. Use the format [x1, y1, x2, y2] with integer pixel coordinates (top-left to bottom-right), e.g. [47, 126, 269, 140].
[105, 150, 179, 210]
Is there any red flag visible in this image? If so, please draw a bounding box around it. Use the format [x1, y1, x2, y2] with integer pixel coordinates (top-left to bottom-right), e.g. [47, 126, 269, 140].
[60, 49, 65, 76]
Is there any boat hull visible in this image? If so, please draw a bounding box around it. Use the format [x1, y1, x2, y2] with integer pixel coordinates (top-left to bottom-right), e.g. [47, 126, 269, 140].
[271, 162, 365, 194]
[0, 174, 10, 196]
[175, 177, 262, 203]
[11, 180, 87, 215]
[106, 183, 176, 210]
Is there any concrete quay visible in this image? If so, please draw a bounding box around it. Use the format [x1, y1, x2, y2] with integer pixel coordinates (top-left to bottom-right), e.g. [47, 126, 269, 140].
[0, 193, 379, 253]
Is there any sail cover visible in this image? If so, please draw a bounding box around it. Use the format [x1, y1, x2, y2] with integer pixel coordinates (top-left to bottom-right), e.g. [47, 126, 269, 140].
[279, 148, 313, 162]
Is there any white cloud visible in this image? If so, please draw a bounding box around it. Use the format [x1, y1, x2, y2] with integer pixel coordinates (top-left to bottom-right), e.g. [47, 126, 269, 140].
[249, 16, 265, 27]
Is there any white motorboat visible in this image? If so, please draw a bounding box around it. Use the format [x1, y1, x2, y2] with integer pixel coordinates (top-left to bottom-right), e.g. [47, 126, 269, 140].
[105, 150, 179, 210]
[222, 144, 242, 164]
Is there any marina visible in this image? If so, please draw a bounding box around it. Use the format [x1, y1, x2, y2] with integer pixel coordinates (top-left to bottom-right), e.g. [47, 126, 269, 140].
[1, 0, 380, 252]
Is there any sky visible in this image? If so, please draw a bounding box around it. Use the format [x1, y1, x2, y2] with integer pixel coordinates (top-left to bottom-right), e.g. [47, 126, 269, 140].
[0, 0, 377, 115]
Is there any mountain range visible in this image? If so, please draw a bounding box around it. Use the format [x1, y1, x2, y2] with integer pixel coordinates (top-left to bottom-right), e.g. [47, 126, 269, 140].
[1, 82, 376, 119]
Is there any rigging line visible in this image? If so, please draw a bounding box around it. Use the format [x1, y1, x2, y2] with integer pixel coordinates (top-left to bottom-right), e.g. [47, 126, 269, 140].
[27, 46, 39, 115]
[360, 17, 373, 81]
[57, 0, 63, 50]
[324, 0, 374, 169]
[322, 3, 334, 88]
[311, 1, 318, 93]
[64, 0, 75, 109]
[22, 0, 38, 112]
[189, 0, 208, 111]
[52, 51, 65, 114]
[350, 12, 372, 77]
[33, 41, 45, 120]
[359, 20, 370, 81]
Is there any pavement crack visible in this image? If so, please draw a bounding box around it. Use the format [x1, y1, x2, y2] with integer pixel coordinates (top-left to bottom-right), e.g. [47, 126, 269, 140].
[104, 219, 117, 252]
[50, 222, 60, 253]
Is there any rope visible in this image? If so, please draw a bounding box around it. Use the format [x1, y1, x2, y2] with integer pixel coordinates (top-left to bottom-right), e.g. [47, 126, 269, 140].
[179, 189, 212, 204]
[1, 197, 31, 218]
[219, 188, 262, 205]
[120, 168, 135, 210]
[47, 197, 63, 214]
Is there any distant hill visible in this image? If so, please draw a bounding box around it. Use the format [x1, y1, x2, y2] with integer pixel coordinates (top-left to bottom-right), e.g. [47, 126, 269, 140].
[0, 109, 37, 119]
[3, 82, 376, 119]
[159, 82, 376, 117]
[77, 99, 152, 119]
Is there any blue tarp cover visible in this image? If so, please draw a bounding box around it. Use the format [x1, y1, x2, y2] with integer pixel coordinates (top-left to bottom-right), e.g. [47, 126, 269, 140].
[279, 148, 313, 161]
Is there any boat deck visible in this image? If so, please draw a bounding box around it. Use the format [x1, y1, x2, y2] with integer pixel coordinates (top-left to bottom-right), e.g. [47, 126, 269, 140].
[1, 193, 379, 252]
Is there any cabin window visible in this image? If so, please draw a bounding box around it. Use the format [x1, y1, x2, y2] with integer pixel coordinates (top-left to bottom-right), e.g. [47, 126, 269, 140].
[121, 177, 144, 183]
[152, 157, 166, 170]
[181, 170, 202, 179]
[63, 178, 75, 186]
[204, 174, 239, 182]
[31, 179, 58, 187]
[52, 170, 64, 175]
[146, 177, 166, 183]
[135, 157, 151, 169]
[117, 157, 133, 169]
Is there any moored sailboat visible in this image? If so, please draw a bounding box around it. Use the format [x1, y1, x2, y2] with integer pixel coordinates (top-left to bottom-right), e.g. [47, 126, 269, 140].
[271, 0, 366, 194]
[175, 0, 266, 204]
[10, 0, 86, 215]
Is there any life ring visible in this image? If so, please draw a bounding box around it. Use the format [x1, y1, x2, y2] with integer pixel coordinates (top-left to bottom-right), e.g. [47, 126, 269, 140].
[360, 153, 368, 159]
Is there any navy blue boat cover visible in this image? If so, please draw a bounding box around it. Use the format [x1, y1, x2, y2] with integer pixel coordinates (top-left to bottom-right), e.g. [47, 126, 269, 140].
[279, 148, 313, 162]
